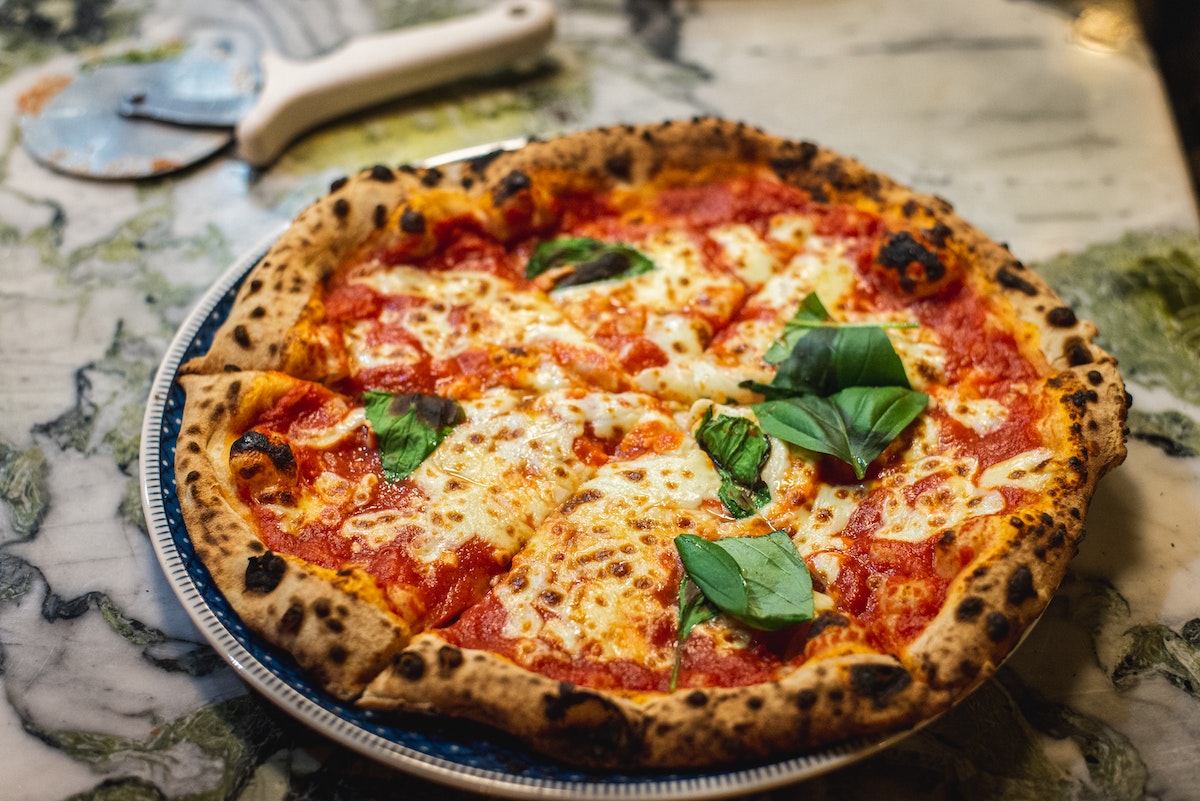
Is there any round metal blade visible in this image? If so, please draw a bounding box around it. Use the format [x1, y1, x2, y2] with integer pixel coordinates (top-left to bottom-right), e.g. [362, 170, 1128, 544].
[18, 62, 234, 180]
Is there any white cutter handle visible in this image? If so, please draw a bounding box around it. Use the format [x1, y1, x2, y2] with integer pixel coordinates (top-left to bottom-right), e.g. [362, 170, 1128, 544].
[236, 0, 556, 166]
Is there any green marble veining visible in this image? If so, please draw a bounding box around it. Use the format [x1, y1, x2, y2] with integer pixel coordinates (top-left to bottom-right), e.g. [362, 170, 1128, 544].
[0, 442, 49, 541]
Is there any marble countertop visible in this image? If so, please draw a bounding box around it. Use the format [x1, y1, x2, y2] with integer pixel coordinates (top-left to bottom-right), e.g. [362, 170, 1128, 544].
[2, 1, 1199, 799]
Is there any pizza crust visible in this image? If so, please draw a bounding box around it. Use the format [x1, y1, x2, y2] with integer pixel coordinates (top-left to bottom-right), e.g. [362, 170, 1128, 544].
[175, 371, 408, 699]
[173, 118, 1128, 768]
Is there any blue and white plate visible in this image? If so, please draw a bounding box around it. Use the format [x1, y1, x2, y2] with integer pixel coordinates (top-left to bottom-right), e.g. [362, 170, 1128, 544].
[140, 226, 904, 800]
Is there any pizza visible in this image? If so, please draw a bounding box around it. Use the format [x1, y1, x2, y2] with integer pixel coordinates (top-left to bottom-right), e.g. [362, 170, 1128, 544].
[172, 118, 1127, 769]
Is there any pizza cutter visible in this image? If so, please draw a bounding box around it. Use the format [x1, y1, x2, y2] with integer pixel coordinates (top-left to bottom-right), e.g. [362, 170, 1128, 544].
[17, 0, 556, 180]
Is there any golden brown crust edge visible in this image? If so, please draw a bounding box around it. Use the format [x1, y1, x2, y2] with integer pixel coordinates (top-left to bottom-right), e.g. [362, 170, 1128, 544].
[174, 371, 408, 699]
[361, 632, 952, 770]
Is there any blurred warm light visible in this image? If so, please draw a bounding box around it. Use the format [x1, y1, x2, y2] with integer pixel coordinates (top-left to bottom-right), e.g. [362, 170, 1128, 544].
[1072, 5, 1135, 53]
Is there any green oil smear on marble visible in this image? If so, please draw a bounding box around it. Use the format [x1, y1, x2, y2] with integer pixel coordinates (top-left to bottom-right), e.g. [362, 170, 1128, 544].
[1033, 230, 1200, 456]
[0, 441, 50, 540]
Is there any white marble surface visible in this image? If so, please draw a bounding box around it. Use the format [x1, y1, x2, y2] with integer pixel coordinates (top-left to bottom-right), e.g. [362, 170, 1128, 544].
[1, 0, 1198, 799]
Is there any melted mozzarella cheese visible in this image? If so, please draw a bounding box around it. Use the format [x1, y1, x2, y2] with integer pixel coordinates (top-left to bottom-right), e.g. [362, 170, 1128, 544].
[346, 267, 606, 391]
[495, 412, 724, 668]
[339, 390, 657, 564]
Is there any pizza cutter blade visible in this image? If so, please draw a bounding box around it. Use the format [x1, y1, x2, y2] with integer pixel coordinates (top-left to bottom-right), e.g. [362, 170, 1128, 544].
[17, 0, 556, 180]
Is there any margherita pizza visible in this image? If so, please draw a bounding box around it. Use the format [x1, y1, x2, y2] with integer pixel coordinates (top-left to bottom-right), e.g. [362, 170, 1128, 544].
[173, 118, 1127, 769]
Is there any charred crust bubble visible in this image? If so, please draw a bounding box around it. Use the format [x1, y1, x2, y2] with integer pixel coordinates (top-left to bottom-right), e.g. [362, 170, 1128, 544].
[604, 152, 633, 181]
[996, 265, 1039, 296]
[493, 170, 532, 204]
[245, 551, 286, 593]
[685, 690, 708, 707]
[1046, 306, 1078, 328]
[985, 612, 1012, 642]
[850, 664, 913, 708]
[769, 141, 820, 180]
[279, 602, 304, 635]
[1063, 337, 1094, 366]
[437, 645, 465, 674]
[421, 167, 443, 188]
[955, 596, 984, 622]
[400, 207, 427, 234]
[467, 148, 506, 173]
[332, 197, 350, 219]
[543, 684, 635, 763]
[329, 176, 349, 192]
[230, 430, 296, 472]
[923, 223, 953, 248]
[877, 231, 947, 292]
[232, 324, 252, 349]
[1006, 565, 1037, 606]
[368, 164, 395, 182]
[394, 651, 426, 681]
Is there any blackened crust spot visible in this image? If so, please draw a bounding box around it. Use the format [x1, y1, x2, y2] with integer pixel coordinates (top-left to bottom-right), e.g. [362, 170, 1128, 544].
[328, 645, 348, 665]
[494, 170, 532, 204]
[604, 152, 633, 181]
[332, 197, 350, 219]
[421, 167, 444, 187]
[369, 164, 395, 182]
[329, 176, 348, 192]
[400, 208, 427, 234]
[769, 142, 819, 180]
[1063, 337, 1094, 366]
[438, 646, 464, 673]
[1006, 565, 1037, 606]
[245, 551, 286, 593]
[279, 602, 304, 635]
[955, 596, 984, 622]
[394, 651, 426, 681]
[1046, 306, 1078, 328]
[996, 265, 1039, 296]
[850, 664, 913, 707]
[685, 690, 708, 707]
[374, 203, 387, 229]
[230, 430, 296, 472]
[543, 685, 636, 763]
[876, 231, 947, 291]
[233, 324, 252, 349]
[986, 612, 1012, 642]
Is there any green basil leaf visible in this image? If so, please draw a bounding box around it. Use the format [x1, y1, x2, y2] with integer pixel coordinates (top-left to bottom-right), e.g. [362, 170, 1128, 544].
[763, 292, 833, 363]
[363, 391, 465, 482]
[694, 408, 772, 518]
[754, 386, 928, 480]
[760, 292, 915, 394]
[526, 236, 655, 288]
[675, 531, 813, 632]
[671, 576, 718, 691]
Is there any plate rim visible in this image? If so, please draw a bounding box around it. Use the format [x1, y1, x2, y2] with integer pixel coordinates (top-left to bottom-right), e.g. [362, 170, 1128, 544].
[137, 195, 908, 801]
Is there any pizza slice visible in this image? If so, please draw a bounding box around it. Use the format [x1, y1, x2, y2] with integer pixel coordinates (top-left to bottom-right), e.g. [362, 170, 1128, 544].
[175, 370, 663, 697]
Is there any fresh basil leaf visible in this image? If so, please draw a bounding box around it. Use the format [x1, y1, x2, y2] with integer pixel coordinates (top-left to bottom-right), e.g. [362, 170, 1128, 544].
[525, 236, 655, 288]
[754, 386, 928, 480]
[671, 576, 718, 691]
[760, 292, 916, 394]
[694, 408, 772, 518]
[763, 291, 833, 363]
[363, 390, 465, 482]
[675, 531, 813, 632]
